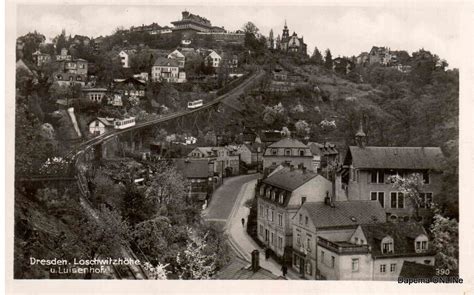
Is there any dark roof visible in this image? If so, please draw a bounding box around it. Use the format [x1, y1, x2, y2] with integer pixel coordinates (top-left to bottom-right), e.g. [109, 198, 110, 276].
[347, 146, 444, 170]
[215, 257, 280, 280]
[268, 138, 308, 149]
[175, 159, 210, 179]
[399, 261, 436, 278]
[263, 167, 318, 191]
[360, 222, 429, 257]
[307, 142, 338, 156]
[301, 201, 386, 229]
[153, 57, 180, 67]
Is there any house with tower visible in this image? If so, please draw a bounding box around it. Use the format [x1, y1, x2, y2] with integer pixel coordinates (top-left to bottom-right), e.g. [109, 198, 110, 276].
[275, 20, 307, 55]
[337, 122, 445, 222]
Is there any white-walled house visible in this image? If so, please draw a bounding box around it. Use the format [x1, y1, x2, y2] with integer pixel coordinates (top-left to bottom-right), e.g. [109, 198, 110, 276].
[256, 164, 333, 263]
[88, 117, 114, 135]
[291, 200, 386, 279]
[119, 50, 130, 68]
[167, 49, 186, 68]
[152, 57, 186, 83]
[316, 222, 435, 280]
[206, 50, 222, 68]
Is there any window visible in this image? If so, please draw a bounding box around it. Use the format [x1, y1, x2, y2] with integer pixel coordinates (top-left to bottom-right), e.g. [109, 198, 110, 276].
[370, 170, 385, 183]
[265, 208, 269, 219]
[371, 192, 385, 208]
[331, 256, 335, 268]
[355, 237, 359, 244]
[299, 150, 305, 156]
[390, 192, 404, 208]
[271, 191, 276, 201]
[306, 237, 311, 252]
[270, 210, 274, 222]
[301, 197, 307, 205]
[305, 216, 309, 226]
[320, 250, 325, 262]
[296, 233, 301, 247]
[271, 232, 274, 245]
[299, 214, 302, 225]
[380, 264, 386, 273]
[419, 193, 433, 208]
[259, 225, 263, 236]
[278, 214, 283, 226]
[390, 263, 396, 272]
[279, 194, 284, 204]
[352, 259, 359, 272]
[421, 241, 428, 250]
[382, 241, 393, 254]
[294, 254, 299, 267]
[278, 236, 283, 249]
[423, 171, 430, 184]
[272, 149, 277, 155]
[285, 149, 291, 156]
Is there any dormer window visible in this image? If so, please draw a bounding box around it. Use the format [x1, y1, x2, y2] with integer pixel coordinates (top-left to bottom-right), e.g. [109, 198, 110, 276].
[266, 189, 271, 198]
[299, 149, 305, 156]
[271, 191, 276, 201]
[272, 149, 277, 155]
[381, 236, 394, 254]
[278, 193, 284, 204]
[415, 235, 429, 253]
[285, 149, 291, 156]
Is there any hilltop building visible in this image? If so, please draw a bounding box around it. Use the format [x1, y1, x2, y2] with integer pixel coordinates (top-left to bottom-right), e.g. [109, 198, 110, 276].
[275, 21, 307, 55]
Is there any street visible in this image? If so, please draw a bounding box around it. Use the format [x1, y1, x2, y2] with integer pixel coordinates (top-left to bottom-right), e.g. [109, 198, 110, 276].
[205, 174, 301, 279]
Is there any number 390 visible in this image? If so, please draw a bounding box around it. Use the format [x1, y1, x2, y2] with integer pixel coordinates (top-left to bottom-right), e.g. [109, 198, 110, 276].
[436, 268, 450, 276]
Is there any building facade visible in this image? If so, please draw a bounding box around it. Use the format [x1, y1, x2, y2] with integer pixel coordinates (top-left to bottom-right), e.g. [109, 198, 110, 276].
[152, 57, 186, 83]
[276, 21, 307, 55]
[188, 146, 240, 177]
[263, 138, 315, 172]
[316, 223, 435, 280]
[256, 165, 333, 262]
[291, 200, 386, 279]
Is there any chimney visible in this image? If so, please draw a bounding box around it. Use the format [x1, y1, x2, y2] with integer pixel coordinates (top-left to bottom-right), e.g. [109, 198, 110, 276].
[251, 250, 260, 272]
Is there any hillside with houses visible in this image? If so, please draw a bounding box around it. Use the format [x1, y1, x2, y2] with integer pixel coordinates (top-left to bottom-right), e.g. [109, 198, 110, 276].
[14, 8, 459, 281]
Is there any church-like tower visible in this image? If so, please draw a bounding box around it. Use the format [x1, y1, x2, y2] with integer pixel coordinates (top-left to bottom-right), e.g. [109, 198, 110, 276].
[282, 20, 289, 40]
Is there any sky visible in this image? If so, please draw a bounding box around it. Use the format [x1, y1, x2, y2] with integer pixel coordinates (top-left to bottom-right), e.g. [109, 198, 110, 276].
[16, 4, 462, 68]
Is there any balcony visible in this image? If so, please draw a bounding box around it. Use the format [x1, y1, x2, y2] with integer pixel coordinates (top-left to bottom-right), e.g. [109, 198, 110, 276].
[317, 237, 370, 255]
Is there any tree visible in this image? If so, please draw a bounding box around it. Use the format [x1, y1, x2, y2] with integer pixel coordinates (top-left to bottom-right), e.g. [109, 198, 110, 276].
[430, 209, 458, 271]
[143, 262, 170, 280]
[17, 31, 46, 63]
[175, 228, 217, 279]
[324, 49, 333, 69]
[388, 173, 426, 220]
[147, 162, 187, 206]
[311, 47, 324, 65]
[54, 29, 68, 54]
[242, 22, 259, 36]
[295, 120, 310, 138]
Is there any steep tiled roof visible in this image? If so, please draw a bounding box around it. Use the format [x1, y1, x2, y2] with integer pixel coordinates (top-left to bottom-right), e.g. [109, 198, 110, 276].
[307, 142, 338, 156]
[360, 222, 429, 257]
[268, 138, 308, 149]
[175, 159, 210, 179]
[301, 201, 386, 229]
[153, 57, 180, 67]
[347, 146, 444, 170]
[262, 167, 318, 191]
[399, 261, 436, 278]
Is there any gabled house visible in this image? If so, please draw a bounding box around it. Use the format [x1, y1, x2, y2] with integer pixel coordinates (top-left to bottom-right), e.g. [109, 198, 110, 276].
[32, 50, 52, 67]
[187, 146, 240, 177]
[119, 50, 130, 68]
[339, 127, 444, 221]
[256, 165, 333, 262]
[167, 49, 186, 68]
[175, 158, 219, 202]
[316, 222, 435, 280]
[263, 137, 315, 173]
[112, 77, 146, 100]
[53, 58, 88, 87]
[152, 57, 186, 83]
[88, 117, 114, 135]
[307, 142, 339, 172]
[236, 143, 263, 167]
[291, 200, 386, 279]
[205, 50, 222, 68]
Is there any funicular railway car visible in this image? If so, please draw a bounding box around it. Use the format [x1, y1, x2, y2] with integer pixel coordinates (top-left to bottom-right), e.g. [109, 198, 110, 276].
[114, 117, 136, 129]
[187, 99, 204, 109]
